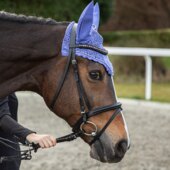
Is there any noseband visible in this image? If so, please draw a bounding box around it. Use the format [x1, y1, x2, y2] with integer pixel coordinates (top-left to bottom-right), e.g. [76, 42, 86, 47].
[48, 24, 122, 145]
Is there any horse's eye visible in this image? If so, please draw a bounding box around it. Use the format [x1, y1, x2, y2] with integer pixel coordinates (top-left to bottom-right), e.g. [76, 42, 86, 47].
[89, 71, 102, 80]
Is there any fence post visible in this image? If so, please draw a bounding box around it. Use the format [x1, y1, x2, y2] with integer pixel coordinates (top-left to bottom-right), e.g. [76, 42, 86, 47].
[144, 55, 152, 100]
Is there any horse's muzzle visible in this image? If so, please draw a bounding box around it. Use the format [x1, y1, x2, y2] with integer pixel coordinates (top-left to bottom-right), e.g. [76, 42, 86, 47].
[90, 133, 128, 163]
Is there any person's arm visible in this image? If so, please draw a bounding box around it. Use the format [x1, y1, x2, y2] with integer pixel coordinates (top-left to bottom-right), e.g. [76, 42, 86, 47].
[0, 96, 56, 148]
[0, 114, 35, 143]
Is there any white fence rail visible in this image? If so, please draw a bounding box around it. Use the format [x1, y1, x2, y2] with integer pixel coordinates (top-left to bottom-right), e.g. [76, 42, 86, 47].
[105, 47, 170, 100]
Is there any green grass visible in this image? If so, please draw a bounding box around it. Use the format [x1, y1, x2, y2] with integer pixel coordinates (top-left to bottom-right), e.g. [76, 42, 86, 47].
[114, 82, 170, 103]
[162, 58, 170, 68]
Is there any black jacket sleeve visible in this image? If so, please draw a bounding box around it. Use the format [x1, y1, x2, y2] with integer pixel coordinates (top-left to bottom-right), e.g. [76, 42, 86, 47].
[0, 96, 10, 119]
[0, 94, 35, 144]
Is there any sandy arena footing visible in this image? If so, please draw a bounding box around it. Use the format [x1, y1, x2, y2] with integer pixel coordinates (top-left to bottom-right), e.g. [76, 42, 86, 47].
[15, 92, 170, 170]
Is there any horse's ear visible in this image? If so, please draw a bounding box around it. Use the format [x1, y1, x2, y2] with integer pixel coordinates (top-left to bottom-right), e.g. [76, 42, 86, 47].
[77, 1, 94, 42]
[93, 3, 100, 30]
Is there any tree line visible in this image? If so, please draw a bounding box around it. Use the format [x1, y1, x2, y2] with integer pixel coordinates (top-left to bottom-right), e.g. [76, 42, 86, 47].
[0, 0, 113, 24]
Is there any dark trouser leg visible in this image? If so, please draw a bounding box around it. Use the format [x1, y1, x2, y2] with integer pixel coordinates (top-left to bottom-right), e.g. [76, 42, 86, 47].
[0, 159, 21, 170]
[0, 135, 21, 170]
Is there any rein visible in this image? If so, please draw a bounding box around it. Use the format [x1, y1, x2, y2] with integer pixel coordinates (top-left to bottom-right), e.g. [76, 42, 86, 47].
[0, 24, 122, 162]
[0, 137, 33, 163]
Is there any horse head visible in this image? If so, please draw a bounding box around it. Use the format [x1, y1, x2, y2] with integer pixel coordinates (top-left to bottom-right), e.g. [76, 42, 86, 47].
[42, 2, 130, 163]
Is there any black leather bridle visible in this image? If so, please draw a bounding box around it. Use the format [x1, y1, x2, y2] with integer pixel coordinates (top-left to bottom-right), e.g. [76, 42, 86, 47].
[0, 24, 122, 162]
[48, 24, 122, 146]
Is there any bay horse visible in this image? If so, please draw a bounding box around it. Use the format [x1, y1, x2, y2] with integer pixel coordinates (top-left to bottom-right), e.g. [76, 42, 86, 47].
[0, 2, 130, 163]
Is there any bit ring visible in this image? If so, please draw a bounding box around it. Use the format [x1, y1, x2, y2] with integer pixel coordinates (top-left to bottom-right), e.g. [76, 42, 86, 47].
[80, 121, 97, 137]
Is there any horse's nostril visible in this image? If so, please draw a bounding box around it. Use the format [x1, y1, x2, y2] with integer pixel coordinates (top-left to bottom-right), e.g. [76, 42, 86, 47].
[115, 140, 128, 158]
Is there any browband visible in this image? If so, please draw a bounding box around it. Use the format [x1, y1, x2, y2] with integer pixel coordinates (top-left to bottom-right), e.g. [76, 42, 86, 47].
[70, 44, 108, 55]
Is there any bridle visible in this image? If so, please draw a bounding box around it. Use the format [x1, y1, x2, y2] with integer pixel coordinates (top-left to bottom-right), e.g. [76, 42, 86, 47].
[0, 24, 122, 162]
[49, 23, 122, 145]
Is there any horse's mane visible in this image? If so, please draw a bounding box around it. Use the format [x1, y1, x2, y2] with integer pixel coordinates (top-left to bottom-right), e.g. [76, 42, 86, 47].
[0, 11, 68, 25]
[0, 11, 69, 65]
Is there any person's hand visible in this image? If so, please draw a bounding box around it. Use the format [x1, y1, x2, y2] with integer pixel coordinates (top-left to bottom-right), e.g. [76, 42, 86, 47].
[26, 133, 56, 148]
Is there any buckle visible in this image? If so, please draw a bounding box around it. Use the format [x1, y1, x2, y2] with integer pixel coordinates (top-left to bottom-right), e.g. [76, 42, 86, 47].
[72, 59, 77, 65]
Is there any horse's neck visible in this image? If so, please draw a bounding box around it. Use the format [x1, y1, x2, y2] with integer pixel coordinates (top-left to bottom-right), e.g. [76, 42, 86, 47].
[0, 19, 67, 98]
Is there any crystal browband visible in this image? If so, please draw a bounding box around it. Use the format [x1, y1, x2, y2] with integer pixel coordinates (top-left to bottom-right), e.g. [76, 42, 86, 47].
[70, 44, 108, 55]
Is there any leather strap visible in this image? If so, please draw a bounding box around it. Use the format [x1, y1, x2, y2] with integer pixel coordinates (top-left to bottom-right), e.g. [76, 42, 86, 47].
[50, 24, 77, 109]
[70, 44, 108, 55]
[89, 108, 122, 145]
[72, 102, 122, 133]
[70, 25, 91, 115]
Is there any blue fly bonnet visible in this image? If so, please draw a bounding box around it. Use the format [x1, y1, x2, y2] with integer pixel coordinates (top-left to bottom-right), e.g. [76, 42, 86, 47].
[62, 1, 113, 75]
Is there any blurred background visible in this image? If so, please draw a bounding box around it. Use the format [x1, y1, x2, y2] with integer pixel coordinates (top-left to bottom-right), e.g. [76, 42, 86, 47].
[0, 0, 170, 102]
[0, 1, 170, 170]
